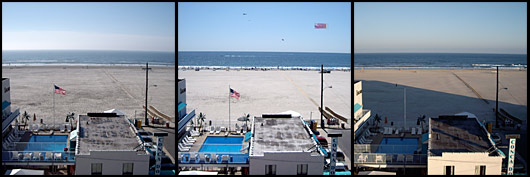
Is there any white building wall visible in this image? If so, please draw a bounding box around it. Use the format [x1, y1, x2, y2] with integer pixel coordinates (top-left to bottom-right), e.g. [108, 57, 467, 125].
[249, 152, 324, 175]
[2, 78, 11, 114]
[75, 151, 150, 175]
[427, 152, 503, 175]
[354, 81, 362, 119]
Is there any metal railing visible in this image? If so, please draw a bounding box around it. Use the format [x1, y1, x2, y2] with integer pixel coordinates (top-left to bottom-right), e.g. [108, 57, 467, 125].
[2, 151, 75, 162]
[3, 142, 69, 151]
[354, 153, 427, 165]
[178, 152, 249, 164]
[354, 144, 421, 154]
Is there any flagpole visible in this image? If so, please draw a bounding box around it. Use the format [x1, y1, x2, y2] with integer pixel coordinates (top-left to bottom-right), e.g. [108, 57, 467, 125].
[228, 84, 232, 132]
[53, 84, 55, 128]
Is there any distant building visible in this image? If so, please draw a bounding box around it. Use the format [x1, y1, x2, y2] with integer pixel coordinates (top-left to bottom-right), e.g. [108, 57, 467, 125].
[2, 78, 20, 136]
[354, 80, 371, 140]
[75, 113, 149, 175]
[178, 78, 195, 138]
[427, 113, 505, 175]
[249, 111, 326, 175]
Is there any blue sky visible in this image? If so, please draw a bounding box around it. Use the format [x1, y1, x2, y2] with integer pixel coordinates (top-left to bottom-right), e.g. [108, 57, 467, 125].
[354, 2, 527, 54]
[178, 2, 351, 53]
[2, 2, 175, 52]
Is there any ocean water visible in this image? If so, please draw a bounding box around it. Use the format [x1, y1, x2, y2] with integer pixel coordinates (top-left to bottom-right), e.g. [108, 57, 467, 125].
[2, 50, 175, 66]
[178, 51, 351, 70]
[354, 53, 527, 70]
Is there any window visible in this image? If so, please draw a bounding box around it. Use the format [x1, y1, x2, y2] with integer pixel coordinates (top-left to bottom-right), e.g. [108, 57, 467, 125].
[265, 165, 276, 175]
[123, 163, 134, 175]
[297, 164, 308, 175]
[444, 166, 454, 175]
[475, 165, 486, 175]
[91, 163, 102, 175]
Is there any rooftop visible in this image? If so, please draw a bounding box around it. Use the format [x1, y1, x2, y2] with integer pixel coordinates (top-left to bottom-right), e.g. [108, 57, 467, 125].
[77, 113, 145, 155]
[250, 111, 321, 156]
[428, 115, 498, 156]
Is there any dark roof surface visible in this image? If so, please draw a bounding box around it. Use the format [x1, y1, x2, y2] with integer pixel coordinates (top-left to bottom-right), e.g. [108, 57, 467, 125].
[429, 116, 497, 156]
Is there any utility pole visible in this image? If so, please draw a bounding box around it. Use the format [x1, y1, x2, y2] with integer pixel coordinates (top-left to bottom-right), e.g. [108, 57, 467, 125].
[320, 64, 325, 130]
[496, 66, 499, 128]
[145, 62, 149, 126]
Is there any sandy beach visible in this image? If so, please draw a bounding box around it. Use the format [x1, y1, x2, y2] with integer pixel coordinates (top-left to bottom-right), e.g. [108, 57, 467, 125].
[2, 66, 175, 125]
[354, 69, 527, 129]
[178, 70, 352, 126]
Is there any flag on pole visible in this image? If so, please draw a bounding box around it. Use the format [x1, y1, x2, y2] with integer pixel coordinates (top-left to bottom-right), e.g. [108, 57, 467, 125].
[230, 88, 240, 99]
[314, 23, 327, 29]
[54, 85, 66, 95]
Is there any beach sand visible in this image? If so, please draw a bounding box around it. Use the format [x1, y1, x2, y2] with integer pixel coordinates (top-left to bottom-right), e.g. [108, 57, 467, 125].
[177, 70, 352, 126]
[2, 66, 175, 125]
[354, 69, 527, 129]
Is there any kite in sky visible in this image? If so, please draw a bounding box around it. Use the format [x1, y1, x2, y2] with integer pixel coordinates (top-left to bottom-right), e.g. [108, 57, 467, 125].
[315, 23, 327, 29]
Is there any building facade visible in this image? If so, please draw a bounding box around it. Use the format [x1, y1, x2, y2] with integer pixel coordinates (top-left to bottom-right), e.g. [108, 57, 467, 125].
[427, 114, 504, 175]
[75, 113, 149, 175]
[249, 111, 325, 175]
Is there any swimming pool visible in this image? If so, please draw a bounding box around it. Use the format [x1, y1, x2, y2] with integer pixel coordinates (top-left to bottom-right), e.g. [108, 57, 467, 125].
[24, 135, 68, 151]
[199, 136, 244, 153]
[376, 137, 418, 154]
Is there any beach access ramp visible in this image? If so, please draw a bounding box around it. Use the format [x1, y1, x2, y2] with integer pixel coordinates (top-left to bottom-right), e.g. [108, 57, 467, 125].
[143, 105, 173, 122]
[319, 107, 348, 123]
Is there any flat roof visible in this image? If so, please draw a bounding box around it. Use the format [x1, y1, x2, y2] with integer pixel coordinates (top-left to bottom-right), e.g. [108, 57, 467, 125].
[251, 114, 321, 156]
[77, 114, 145, 155]
[429, 116, 497, 156]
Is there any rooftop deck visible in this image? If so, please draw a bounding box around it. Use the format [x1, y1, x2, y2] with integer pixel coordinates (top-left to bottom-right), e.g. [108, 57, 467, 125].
[77, 114, 145, 155]
[429, 116, 497, 156]
[251, 115, 320, 156]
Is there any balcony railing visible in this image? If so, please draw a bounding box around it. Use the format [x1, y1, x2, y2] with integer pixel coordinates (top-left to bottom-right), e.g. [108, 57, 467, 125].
[354, 153, 427, 165]
[2, 151, 75, 163]
[178, 152, 249, 164]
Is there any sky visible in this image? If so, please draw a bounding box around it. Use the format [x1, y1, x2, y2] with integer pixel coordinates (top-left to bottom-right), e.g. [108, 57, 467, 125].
[178, 2, 351, 53]
[2, 2, 175, 52]
[354, 2, 527, 54]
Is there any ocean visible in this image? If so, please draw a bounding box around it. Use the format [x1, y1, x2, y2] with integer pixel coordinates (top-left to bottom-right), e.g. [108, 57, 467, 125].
[2, 50, 175, 66]
[177, 51, 351, 70]
[354, 53, 527, 70]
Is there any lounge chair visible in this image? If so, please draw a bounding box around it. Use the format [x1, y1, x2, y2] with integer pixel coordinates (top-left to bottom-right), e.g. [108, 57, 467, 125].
[411, 127, 416, 135]
[24, 152, 33, 160]
[357, 154, 367, 163]
[367, 129, 377, 136]
[46, 152, 53, 161]
[215, 154, 220, 163]
[417, 127, 422, 134]
[397, 154, 405, 162]
[395, 128, 399, 135]
[209, 126, 215, 134]
[178, 154, 183, 162]
[54, 152, 62, 160]
[220, 127, 226, 132]
[242, 125, 247, 133]
[178, 144, 190, 152]
[375, 154, 385, 163]
[11, 151, 19, 160]
[199, 153, 206, 163]
[386, 154, 393, 163]
[39, 152, 46, 160]
[406, 154, 414, 163]
[221, 155, 229, 163]
[361, 136, 373, 144]
[185, 136, 196, 143]
[190, 130, 200, 137]
[235, 124, 240, 134]
[215, 126, 221, 134]
[60, 125, 65, 133]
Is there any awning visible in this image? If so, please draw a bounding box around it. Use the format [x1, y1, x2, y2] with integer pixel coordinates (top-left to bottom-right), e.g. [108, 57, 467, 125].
[2, 101, 11, 110]
[70, 129, 78, 141]
[244, 131, 252, 142]
[178, 103, 187, 112]
[354, 103, 362, 113]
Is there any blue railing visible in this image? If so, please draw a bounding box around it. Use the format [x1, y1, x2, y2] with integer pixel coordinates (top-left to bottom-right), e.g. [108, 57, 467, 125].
[178, 152, 249, 164]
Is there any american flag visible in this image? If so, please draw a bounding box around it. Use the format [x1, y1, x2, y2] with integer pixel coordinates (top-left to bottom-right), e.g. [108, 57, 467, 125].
[230, 88, 240, 99]
[55, 85, 66, 95]
[314, 23, 327, 29]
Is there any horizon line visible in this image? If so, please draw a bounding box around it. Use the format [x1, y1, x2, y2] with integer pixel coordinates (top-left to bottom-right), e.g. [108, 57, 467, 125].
[3, 49, 175, 52]
[178, 50, 351, 54]
[354, 52, 527, 55]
